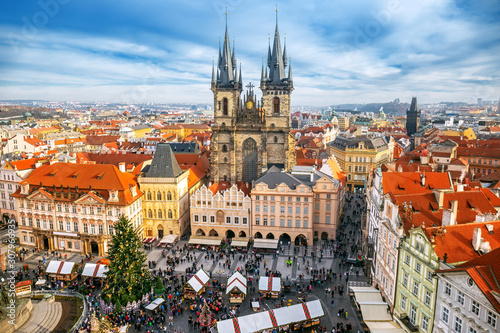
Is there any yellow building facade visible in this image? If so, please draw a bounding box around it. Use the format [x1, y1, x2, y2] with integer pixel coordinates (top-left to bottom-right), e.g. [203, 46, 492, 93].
[327, 135, 394, 193]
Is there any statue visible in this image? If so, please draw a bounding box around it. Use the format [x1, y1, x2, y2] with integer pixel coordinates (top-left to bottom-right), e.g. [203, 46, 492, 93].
[0, 282, 14, 314]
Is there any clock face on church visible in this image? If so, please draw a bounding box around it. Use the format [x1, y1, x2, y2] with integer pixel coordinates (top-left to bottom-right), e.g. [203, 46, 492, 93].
[246, 101, 253, 109]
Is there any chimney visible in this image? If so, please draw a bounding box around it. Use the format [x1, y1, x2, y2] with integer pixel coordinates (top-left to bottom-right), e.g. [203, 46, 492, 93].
[457, 184, 464, 192]
[472, 227, 482, 252]
[434, 189, 445, 208]
[118, 162, 126, 173]
[420, 173, 425, 187]
[310, 168, 315, 183]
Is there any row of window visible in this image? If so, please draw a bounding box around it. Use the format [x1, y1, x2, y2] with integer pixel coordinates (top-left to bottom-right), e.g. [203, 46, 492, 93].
[22, 235, 82, 251]
[1, 202, 14, 210]
[402, 272, 433, 306]
[147, 209, 174, 219]
[21, 201, 122, 216]
[145, 191, 174, 201]
[442, 305, 496, 331]
[403, 253, 434, 282]
[348, 156, 373, 163]
[0, 183, 17, 190]
[21, 216, 115, 235]
[255, 218, 309, 228]
[193, 215, 248, 225]
[468, 157, 498, 166]
[400, 297, 428, 330]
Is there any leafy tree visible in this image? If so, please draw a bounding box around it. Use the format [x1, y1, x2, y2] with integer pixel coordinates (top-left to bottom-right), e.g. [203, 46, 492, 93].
[102, 216, 151, 305]
[154, 276, 166, 295]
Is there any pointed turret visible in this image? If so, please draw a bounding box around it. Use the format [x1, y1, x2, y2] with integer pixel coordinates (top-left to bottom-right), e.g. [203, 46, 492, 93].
[260, 61, 265, 82]
[265, 9, 287, 84]
[232, 40, 237, 69]
[409, 97, 418, 113]
[211, 60, 215, 84]
[283, 37, 288, 67]
[217, 13, 236, 86]
[288, 59, 293, 82]
[239, 63, 243, 86]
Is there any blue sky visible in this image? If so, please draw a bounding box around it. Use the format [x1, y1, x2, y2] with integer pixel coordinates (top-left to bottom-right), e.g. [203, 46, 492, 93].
[0, 0, 499, 105]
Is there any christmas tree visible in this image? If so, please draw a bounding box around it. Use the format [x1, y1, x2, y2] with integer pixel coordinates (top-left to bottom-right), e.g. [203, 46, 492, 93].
[102, 215, 152, 305]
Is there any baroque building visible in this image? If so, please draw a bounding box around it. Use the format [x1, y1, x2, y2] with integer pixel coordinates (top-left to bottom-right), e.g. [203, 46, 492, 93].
[210, 14, 295, 184]
[139, 143, 190, 238]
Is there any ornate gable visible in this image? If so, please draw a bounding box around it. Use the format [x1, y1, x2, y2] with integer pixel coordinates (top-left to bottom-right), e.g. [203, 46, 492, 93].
[444, 272, 490, 307]
[75, 192, 105, 205]
[27, 188, 53, 201]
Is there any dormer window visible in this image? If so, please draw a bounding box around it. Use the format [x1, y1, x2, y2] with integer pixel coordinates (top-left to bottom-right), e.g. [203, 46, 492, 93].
[21, 184, 29, 195]
[108, 189, 119, 202]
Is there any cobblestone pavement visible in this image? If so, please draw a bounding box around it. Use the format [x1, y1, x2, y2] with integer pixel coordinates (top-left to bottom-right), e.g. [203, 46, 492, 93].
[13, 193, 367, 333]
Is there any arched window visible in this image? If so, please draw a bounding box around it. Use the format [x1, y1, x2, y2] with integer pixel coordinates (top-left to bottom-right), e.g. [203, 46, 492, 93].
[273, 97, 280, 114]
[147, 191, 152, 200]
[158, 210, 162, 219]
[168, 210, 173, 219]
[167, 192, 172, 200]
[222, 144, 228, 152]
[157, 191, 161, 200]
[148, 209, 152, 218]
[274, 136, 278, 143]
[223, 98, 228, 115]
[223, 157, 228, 163]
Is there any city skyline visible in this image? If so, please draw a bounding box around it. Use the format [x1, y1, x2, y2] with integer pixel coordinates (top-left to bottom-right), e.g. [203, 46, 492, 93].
[0, 0, 499, 106]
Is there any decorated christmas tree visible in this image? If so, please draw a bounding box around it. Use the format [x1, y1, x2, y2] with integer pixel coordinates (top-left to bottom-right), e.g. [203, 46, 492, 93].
[102, 216, 152, 306]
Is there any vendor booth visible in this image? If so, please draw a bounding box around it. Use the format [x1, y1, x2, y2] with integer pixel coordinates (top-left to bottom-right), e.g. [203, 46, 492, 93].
[15, 280, 32, 296]
[46, 260, 78, 281]
[229, 237, 249, 251]
[216, 300, 324, 333]
[35, 279, 47, 290]
[145, 297, 165, 311]
[82, 263, 109, 278]
[158, 234, 178, 248]
[184, 268, 210, 300]
[258, 276, 281, 298]
[226, 271, 247, 303]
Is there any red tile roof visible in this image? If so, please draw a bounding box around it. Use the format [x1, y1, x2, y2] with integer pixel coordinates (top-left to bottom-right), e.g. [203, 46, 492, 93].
[75, 152, 153, 168]
[424, 221, 500, 265]
[382, 172, 452, 195]
[86, 135, 121, 146]
[209, 181, 252, 196]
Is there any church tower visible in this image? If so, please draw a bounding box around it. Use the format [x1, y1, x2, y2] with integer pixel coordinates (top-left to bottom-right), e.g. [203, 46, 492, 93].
[210, 12, 295, 184]
[210, 15, 243, 183]
[406, 97, 421, 136]
[260, 10, 295, 171]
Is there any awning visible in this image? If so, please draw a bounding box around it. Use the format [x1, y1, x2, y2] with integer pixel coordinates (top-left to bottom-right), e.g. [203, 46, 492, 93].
[46, 261, 75, 275]
[364, 321, 405, 333]
[186, 269, 210, 293]
[82, 263, 109, 278]
[145, 297, 165, 311]
[159, 234, 178, 244]
[35, 279, 47, 286]
[188, 236, 223, 246]
[230, 237, 249, 247]
[143, 238, 155, 243]
[258, 276, 281, 292]
[216, 300, 324, 333]
[226, 272, 247, 295]
[359, 304, 392, 321]
[253, 239, 279, 249]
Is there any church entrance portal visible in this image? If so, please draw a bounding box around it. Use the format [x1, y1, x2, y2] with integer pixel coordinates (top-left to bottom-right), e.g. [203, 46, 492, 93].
[242, 138, 258, 182]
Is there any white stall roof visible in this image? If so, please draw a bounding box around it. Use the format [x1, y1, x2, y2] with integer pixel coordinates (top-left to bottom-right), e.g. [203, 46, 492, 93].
[253, 239, 279, 249]
[35, 279, 46, 286]
[159, 234, 178, 244]
[82, 263, 109, 278]
[226, 272, 247, 295]
[188, 236, 223, 246]
[230, 237, 249, 247]
[258, 276, 281, 292]
[216, 300, 324, 333]
[365, 321, 405, 333]
[145, 297, 165, 310]
[186, 269, 210, 292]
[46, 261, 75, 275]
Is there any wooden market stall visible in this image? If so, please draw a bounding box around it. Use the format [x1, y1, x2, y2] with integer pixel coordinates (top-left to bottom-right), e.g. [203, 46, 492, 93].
[158, 234, 178, 248]
[45, 260, 78, 281]
[226, 271, 247, 303]
[216, 300, 325, 333]
[15, 280, 32, 296]
[183, 269, 210, 300]
[258, 276, 281, 298]
[82, 263, 109, 278]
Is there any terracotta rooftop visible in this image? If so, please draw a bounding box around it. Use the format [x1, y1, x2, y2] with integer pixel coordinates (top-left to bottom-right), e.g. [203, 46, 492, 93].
[382, 171, 452, 195]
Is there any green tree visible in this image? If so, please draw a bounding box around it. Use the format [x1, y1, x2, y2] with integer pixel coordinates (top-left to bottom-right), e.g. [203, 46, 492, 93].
[154, 275, 166, 295]
[102, 216, 151, 305]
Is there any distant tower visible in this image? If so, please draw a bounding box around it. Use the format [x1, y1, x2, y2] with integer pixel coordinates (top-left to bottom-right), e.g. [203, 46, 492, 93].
[406, 97, 421, 136]
[497, 98, 500, 114]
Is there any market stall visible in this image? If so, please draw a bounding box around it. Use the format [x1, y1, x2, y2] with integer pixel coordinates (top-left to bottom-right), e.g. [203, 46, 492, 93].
[15, 280, 32, 296]
[184, 268, 210, 300]
[226, 271, 247, 303]
[145, 297, 165, 311]
[158, 234, 178, 248]
[216, 300, 324, 333]
[229, 237, 249, 252]
[258, 276, 281, 298]
[188, 236, 223, 247]
[82, 263, 109, 278]
[45, 260, 78, 281]
[35, 279, 47, 290]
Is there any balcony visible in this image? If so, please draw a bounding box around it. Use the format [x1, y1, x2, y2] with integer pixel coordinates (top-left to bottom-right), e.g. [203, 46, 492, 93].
[399, 315, 419, 332]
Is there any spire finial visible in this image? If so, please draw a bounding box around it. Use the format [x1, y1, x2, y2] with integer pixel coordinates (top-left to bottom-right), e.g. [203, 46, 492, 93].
[276, 4, 278, 25]
[225, 7, 228, 28]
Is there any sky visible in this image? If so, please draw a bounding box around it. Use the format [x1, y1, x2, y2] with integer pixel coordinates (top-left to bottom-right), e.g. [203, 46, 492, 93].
[0, 0, 499, 106]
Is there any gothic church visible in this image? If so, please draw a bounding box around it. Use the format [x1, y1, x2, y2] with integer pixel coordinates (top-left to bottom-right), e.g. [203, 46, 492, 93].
[210, 14, 296, 183]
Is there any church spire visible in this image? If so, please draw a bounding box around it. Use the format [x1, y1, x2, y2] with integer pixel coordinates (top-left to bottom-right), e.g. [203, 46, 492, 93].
[211, 59, 215, 84]
[288, 58, 293, 82]
[217, 11, 236, 86]
[266, 7, 287, 84]
[239, 63, 243, 86]
[260, 59, 265, 82]
[283, 34, 288, 67]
